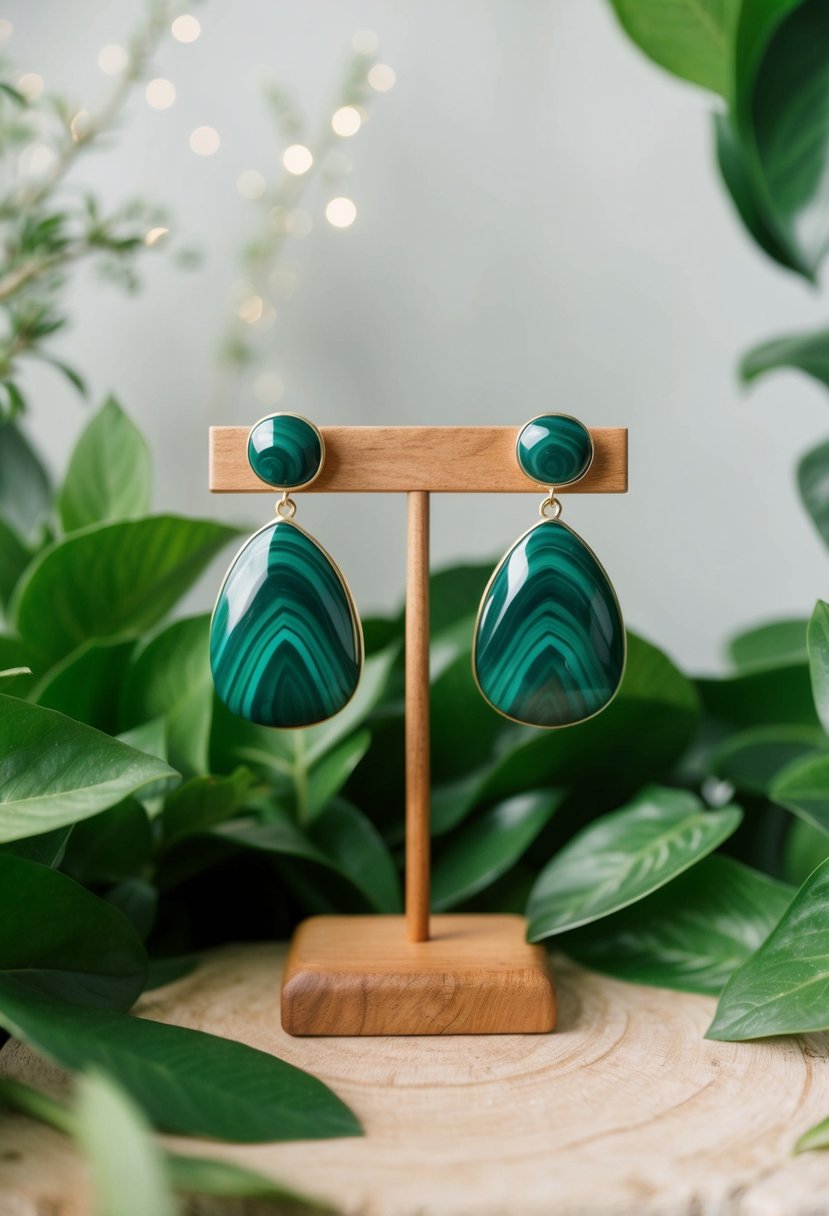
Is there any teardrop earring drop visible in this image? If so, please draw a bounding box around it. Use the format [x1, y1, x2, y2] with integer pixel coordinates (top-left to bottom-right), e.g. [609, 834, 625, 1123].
[473, 413, 625, 728]
[209, 413, 363, 728]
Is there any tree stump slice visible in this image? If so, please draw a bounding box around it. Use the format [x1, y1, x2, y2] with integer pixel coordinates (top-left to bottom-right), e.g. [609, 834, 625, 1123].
[2, 942, 829, 1216]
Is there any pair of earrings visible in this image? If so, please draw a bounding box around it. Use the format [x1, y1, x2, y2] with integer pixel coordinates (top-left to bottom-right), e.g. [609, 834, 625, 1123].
[209, 413, 625, 731]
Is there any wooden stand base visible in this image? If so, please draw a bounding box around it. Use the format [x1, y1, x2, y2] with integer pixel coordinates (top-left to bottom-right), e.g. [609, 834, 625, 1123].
[281, 913, 556, 1036]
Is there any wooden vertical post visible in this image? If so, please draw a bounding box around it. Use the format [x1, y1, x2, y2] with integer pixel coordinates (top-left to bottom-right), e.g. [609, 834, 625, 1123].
[405, 491, 431, 943]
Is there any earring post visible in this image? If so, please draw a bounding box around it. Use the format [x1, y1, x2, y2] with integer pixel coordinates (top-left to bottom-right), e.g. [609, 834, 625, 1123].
[405, 490, 431, 942]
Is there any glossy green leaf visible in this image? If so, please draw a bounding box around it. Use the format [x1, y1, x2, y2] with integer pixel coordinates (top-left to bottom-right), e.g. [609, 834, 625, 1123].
[799, 439, 829, 548]
[564, 855, 793, 995]
[62, 800, 152, 885]
[120, 615, 212, 778]
[309, 799, 402, 913]
[784, 817, 829, 885]
[432, 791, 561, 911]
[482, 634, 700, 805]
[772, 752, 829, 834]
[306, 730, 371, 821]
[715, 113, 803, 272]
[0, 636, 38, 697]
[808, 600, 829, 733]
[0, 420, 51, 539]
[727, 617, 808, 672]
[0, 979, 362, 1141]
[698, 662, 817, 728]
[218, 807, 398, 913]
[711, 724, 827, 795]
[11, 516, 241, 663]
[741, 326, 829, 388]
[161, 768, 254, 849]
[608, 0, 740, 95]
[0, 825, 72, 867]
[76, 1071, 176, 1216]
[0, 695, 178, 842]
[707, 856, 829, 1039]
[31, 638, 135, 732]
[431, 647, 505, 781]
[0, 518, 30, 608]
[745, 0, 829, 279]
[429, 563, 494, 636]
[527, 786, 742, 940]
[58, 398, 151, 533]
[0, 853, 146, 1008]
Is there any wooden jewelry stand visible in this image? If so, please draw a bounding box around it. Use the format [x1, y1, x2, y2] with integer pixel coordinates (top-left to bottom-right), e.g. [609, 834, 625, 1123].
[209, 425, 628, 1035]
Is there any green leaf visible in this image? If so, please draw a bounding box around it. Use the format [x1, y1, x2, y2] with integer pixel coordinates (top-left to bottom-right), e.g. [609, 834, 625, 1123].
[218, 809, 397, 914]
[0, 1077, 75, 1135]
[742, 0, 829, 279]
[0, 636, 38, 697]
[106, 879, 158, 942]
[164, 1155, 332, 1210]
[784, 817, 829, 885]
[0, 420, 51, 539]
[58, 398, 151, 533]
[727, 617, 808, 672]
[711, 724, 828, 795]
[0, 825, 72, 867]
[431, 647, 505, 781]
[808, 600, 829, 733]
[432, 791, 561, 912]
[563, 855, 793, 995]
[698, 662, 817, 728]
[306, 730, 371, 821]
[707, 856, 829, 1039]
[308, 799, 402, 913]
[120, 615, 212, 778]
[795, 1114, 829, 1153]
[526, 786, 742, 940]
[0, 1077, 331, 1210]
[31, 638, 135, 732]
[0, 518, 30, 609]
[161, 768, 254, 849]
[11, 516, 242, 664]
[0, 980, 362, 1141]
[772, 752, 829, 834]
[715, 113, 803, 272]
[741, 326, 829, 389]
[481, 634, 700, 806]
[62, 799, 152, 885]
[799, 439, 829, 548]
[76, 1071, 176, 1216]
[0, 853, 146, 1008]
[608, 0, 740, 95]
[0, 694, 178, 842]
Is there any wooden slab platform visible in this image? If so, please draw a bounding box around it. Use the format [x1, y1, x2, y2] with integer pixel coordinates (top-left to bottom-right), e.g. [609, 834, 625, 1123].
[281, 914, 556, 1035]
[2, 942, 829, 1216]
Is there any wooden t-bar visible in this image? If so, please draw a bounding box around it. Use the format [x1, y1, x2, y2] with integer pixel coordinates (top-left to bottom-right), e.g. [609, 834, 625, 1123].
[209, 426, 627, 494]
[405, 491, 431, 942]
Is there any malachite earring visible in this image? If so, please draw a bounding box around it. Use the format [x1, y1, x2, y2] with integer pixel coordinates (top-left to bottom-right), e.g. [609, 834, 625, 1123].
[472, 413, 625, 729]
[209, 413, 363, 728]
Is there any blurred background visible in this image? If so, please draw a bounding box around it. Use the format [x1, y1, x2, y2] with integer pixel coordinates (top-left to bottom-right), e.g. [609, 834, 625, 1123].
[8, 0, 829, 670]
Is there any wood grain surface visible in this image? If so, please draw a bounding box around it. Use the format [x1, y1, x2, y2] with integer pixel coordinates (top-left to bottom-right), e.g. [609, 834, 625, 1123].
[281, 915, 556, 1035]
[209, 427, 628, 493]
[405, 491, 431, 943]
[2, 942, 829, 1216]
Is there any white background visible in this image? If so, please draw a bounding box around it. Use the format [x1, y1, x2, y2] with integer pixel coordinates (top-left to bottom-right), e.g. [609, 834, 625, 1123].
[9, 0, 829, 672]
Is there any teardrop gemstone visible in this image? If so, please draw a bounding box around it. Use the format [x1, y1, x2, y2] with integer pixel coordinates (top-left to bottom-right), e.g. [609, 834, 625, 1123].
[473, 519, 625, 728]
[210, 520, 362, 728]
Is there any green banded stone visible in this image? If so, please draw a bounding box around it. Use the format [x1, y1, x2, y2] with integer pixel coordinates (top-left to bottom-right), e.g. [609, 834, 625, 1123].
[248, 414, 322, 489]
[517, 414, 593, 487]
[473, 519, 624, 728]
[210, 519, 361, 728]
